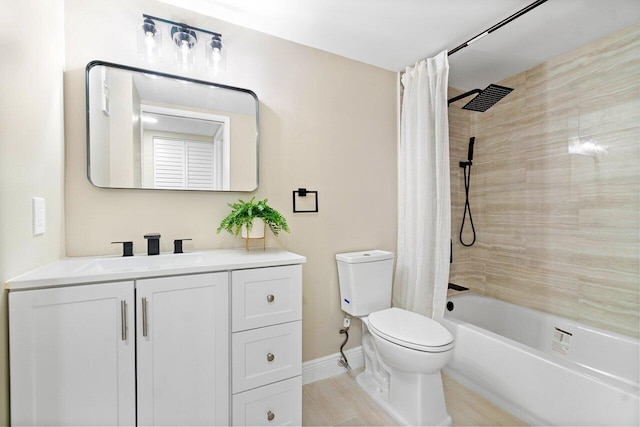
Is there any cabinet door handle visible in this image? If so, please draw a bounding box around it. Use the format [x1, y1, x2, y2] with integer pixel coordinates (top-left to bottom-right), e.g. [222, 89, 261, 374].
[266, 294, 275, 303]
[267, 352, 275, 362]
[267, 410, 275, 421]
[142, 297, 148, 337]
[121, 300, 127, 341]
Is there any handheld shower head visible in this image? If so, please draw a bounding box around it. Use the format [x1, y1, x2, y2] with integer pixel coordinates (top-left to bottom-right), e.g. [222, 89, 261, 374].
[467, 136, 475, 162]
[459, 136, 475, 168]
[448, 84, 514, 112]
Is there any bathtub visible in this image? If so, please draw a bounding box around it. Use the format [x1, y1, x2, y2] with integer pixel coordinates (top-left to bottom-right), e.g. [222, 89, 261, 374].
[442, 293, 639, 426]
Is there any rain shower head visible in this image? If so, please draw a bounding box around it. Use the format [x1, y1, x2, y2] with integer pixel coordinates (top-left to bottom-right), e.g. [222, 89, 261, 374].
[448, 84, 514, 112]
[462, 84, 513, 112]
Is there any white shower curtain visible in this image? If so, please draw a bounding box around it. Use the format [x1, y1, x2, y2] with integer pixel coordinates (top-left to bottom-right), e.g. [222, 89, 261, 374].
[393, 51, 451, 322]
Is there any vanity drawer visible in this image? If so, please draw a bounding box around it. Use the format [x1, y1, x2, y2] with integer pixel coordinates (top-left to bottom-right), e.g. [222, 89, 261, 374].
[232, 265, 302, 331]
[232, 321, 302, 393]
[232, 376, 302, 426]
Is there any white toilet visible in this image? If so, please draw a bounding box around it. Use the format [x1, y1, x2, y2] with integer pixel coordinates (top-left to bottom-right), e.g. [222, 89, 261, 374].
[336, 250, 454, 427]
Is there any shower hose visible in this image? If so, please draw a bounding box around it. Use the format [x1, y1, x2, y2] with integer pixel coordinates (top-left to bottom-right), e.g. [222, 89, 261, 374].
[460, 163, 476, 246]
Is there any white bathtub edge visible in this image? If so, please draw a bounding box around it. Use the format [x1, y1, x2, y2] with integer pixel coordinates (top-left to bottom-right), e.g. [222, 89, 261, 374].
[443, 366, 547, 426]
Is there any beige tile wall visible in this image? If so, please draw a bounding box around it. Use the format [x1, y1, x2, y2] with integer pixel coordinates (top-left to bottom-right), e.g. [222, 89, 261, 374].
[448, 24, 640, 338]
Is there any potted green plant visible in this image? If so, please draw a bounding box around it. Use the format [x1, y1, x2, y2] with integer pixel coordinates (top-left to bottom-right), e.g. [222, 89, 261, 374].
[217, 197, 290, 248]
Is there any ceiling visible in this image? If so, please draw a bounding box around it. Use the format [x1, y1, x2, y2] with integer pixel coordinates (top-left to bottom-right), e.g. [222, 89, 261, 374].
[142, 111, 223, 137]
[157, 0, 640, 90]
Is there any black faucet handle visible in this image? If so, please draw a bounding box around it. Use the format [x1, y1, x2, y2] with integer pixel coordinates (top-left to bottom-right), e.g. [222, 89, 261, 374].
[111, 241, 134, 257]
[144, 233, 161, 256]
[174, 239, 193, 254]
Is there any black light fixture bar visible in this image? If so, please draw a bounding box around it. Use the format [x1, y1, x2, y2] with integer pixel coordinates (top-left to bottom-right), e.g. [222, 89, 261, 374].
[447, 0, 548, 56]
[143, 14, 221, 38]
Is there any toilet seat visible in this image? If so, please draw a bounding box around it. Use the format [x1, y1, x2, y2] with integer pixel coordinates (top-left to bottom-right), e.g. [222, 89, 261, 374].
[368, 307, 454, 352]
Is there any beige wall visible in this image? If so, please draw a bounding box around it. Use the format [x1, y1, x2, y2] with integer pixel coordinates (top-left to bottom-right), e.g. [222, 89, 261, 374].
[449, 25, 640, 338]
[0, 0, 66, 423]
[64, 0, 397, 365]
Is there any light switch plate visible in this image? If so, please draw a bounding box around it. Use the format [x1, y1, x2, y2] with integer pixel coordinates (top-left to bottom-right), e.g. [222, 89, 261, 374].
[32, 197, 46, 235]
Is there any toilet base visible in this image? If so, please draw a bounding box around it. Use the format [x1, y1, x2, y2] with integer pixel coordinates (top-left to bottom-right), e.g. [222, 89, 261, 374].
[355, 370, 452, 427]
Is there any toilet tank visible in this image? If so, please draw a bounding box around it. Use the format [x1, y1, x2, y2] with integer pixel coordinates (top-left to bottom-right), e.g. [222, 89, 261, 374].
[336, 250, 394, 317]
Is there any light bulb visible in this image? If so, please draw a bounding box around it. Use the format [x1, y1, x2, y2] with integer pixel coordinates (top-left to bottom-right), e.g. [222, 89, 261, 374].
[145, 36, 155, 56]
[181, 42, 190, 63]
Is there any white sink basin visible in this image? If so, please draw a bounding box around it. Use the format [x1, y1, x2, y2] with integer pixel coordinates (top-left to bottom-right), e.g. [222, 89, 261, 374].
[74, 252, 206, 274]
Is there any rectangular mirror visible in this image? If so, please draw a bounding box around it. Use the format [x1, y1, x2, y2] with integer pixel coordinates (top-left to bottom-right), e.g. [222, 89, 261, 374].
[86, 61, 258, 191]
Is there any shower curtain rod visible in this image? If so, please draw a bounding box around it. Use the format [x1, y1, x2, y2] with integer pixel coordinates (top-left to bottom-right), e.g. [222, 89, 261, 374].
[447, 0, 549, 56]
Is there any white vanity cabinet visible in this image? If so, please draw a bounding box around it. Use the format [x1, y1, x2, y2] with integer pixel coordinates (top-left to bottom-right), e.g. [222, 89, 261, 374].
[231, 265, 303, 426]
[9, 282, 137, 426]
[7, 249, 305, 427]
[9, 273, 229, 426]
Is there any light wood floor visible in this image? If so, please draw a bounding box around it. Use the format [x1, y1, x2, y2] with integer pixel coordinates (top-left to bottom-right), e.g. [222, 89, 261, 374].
[302, 370, 526, 426]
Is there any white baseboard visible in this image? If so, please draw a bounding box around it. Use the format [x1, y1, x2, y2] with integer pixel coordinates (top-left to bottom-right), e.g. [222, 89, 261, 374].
[302, 346, 364, 385]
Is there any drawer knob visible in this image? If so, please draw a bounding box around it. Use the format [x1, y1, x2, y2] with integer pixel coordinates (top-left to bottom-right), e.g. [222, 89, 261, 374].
[267, 410, 275, 421]
[267, 352, 275, 362]
[267, 294, 275, 303]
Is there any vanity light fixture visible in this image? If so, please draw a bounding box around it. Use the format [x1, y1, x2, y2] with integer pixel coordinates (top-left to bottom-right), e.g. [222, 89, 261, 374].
[137, 17, 162, 63]
[206, 34, 226, 76]
[171, 26, 198, 70]
[138, 14, 225, 75]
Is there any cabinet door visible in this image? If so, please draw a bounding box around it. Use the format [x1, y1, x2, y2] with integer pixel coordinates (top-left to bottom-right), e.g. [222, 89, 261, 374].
[9, 282, 136, 426]
[137, 272, 230, 426]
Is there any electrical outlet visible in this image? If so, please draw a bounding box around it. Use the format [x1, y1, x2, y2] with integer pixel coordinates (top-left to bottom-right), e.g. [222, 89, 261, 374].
[32, 197, 46, 235]
[343, 316, 351, 328]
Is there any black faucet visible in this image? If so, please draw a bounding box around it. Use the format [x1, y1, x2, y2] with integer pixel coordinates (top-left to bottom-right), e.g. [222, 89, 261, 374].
[174, 238, 192, 254]
[144, 233, 161, 255]
[111, 241, 134, 257]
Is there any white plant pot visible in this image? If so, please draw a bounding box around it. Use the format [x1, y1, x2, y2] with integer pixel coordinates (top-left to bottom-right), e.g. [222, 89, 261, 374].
[241, 218, 266, 239]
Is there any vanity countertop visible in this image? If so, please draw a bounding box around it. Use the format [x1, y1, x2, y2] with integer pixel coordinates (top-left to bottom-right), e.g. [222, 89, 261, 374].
[6, 248, 306, 291]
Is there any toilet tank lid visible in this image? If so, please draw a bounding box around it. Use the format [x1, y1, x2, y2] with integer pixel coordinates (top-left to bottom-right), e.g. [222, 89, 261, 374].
[336, 250, 394, 264]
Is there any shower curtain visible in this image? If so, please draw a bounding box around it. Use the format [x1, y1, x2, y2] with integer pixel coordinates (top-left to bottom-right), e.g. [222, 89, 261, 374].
[393, 51, 451, 322]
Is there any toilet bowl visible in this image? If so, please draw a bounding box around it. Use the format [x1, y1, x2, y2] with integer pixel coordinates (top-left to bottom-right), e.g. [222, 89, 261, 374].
[368, 308, 454, 373]
[335, 250, 455, 426]
[366, 308, 453, 426]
